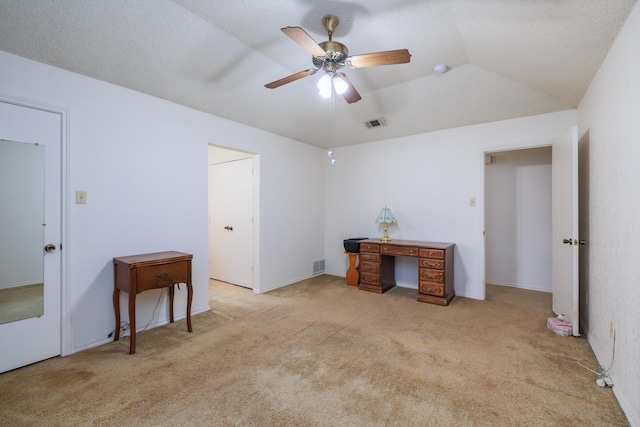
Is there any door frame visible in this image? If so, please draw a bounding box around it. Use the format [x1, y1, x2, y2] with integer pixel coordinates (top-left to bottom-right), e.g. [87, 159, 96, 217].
[207, 144, 260, 291]
[479, 140, 554, 301]
[1, 96, 70, 356]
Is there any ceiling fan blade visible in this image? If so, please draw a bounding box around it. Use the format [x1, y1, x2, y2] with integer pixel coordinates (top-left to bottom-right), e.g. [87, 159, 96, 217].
[281, 27, 326, 57]
[336, 74, 362, 104]
[265, 69, 316, 89]
[346, 49, 411, 68]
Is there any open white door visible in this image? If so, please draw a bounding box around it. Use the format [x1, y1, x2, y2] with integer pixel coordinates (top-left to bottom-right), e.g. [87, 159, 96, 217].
[208, 158, 254, 289]
[0, 101, 62, 372]
[552, 126, 579, 336]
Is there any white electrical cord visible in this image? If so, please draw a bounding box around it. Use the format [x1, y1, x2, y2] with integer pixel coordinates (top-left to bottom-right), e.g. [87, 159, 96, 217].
[576, 331, 616, 387]
[577, 360, 599, 375]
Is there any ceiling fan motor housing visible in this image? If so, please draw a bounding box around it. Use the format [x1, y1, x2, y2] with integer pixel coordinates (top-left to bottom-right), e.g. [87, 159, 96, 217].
[313, 41, 349, 71]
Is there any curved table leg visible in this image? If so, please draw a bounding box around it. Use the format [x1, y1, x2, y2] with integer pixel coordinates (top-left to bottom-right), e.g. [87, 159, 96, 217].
[187, 281, 193, 332]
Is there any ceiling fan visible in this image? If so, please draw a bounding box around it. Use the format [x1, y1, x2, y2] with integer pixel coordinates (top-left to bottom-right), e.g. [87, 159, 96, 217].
[265, 15, 411, 104]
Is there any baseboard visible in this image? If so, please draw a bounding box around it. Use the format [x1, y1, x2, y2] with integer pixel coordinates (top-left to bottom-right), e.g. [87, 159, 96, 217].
[254, 274, 314, 294]
[394, 281, 418, 290]
[453, 290, 483, 300]
[613, 384, 639, 427]
[487, 281, 552, 293]
[0, 280, 41, 290]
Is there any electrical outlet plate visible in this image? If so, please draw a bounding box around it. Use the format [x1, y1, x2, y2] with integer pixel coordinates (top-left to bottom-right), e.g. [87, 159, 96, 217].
[610, 322, 615, 339]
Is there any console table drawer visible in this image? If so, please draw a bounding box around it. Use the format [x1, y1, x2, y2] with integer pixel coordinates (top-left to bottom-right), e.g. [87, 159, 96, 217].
[360, 272, 380, 285]
[419, 268, 444, 283]
[360, 252, 380, 262]
[381, 245, 419, 257]
[360, 261, 380, 274]
[419, 248, 445, 259]
[360, 243, 380, 253]
[419, 258, 445, 269]
[419, 281, 445, 297]
[136, 261, 189, 293]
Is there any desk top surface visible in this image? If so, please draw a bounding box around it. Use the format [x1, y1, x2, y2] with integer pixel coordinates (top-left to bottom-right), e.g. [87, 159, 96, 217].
[360, 239, 454, 249]
[113, 251, 193, 268]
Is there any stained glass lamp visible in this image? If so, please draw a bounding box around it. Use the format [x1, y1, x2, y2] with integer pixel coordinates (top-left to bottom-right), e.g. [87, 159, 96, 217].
[376, 206, 396, 242]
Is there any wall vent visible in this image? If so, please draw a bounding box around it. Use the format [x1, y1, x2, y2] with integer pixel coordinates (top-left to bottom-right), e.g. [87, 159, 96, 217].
[364, 117, 387, 129]
[312, 259, 325, 275]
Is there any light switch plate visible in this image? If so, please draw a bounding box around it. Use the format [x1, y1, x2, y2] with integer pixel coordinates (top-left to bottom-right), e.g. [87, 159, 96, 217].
[76, 190, 87, 204]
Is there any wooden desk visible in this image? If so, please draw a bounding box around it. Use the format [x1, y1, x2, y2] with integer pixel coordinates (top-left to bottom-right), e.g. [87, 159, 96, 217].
[113, 251, 193, 354]
[358, 239, 455, 306]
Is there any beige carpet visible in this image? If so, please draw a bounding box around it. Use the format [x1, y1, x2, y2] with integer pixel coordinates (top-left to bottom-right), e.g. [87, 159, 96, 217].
[0, 276, 628, 426]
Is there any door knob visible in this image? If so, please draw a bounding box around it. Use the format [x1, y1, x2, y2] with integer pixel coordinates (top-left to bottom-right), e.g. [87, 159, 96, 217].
[224, 226, 233, 231]
[562, 239, 572, 245]
[44, 243, 56, 253]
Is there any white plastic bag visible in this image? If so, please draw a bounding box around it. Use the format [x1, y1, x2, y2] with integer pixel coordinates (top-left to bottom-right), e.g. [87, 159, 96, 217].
[547, 317, 572, 336]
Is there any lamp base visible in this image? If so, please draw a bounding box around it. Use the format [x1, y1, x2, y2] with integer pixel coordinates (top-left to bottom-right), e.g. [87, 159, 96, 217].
[379, 223, 392, 242]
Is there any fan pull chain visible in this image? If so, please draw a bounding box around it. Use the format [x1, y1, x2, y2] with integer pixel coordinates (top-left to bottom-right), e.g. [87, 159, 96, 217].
[328, 86, 336, 165]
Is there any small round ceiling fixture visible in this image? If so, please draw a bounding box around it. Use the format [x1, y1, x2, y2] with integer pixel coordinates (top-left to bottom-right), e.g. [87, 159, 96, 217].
[433, 63, 449, 74]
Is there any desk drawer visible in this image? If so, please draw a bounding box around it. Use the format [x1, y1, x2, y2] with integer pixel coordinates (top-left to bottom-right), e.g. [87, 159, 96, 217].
[419, 281, 445, 297]
[360, 272, 380, 285]
[419, 258, 445, 269]
[360, 252, 380, 263]
[136, 261, 189, 293]
[381, 245, 419, 257]
[360, 261, 380, 274]
[419, 268, 444, 283]
[360, 243, 380, 253]
[419, 248, 445, 259]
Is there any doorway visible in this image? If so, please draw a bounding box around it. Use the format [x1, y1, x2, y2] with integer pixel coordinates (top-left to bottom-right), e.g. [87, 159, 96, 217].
[484, 147, 552, 293]
[208, 145, 258, 290]
[483, 127, 580, 336]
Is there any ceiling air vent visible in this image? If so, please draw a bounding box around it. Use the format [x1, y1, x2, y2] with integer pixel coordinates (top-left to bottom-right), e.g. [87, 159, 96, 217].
[364, 117, 387, 129]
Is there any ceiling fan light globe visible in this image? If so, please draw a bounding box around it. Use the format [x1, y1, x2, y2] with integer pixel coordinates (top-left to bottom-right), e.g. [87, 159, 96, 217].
[317, 73, 332, 90]
[333, 76, 348, 94]
[319, 87, 332, 98]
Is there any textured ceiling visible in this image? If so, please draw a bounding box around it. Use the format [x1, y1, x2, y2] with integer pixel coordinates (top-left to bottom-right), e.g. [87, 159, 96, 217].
[0, 0, 636, 148]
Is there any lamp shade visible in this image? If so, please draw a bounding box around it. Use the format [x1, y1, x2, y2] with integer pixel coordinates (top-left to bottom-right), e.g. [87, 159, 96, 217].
[376, 207, 396, 224]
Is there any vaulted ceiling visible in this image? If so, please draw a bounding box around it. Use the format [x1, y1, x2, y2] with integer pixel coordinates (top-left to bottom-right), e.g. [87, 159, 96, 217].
[0, 1, 636, 148]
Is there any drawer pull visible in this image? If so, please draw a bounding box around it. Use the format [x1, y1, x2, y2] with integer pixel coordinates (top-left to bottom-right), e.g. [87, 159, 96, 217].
[156, 272, 170, 279]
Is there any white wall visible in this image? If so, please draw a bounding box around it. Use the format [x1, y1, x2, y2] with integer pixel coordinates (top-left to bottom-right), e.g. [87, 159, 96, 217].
[485, 147, 552, 292]
[577, 2, 640, 424]
[324, 110, 576, 299]
[0, 50, 324, 353]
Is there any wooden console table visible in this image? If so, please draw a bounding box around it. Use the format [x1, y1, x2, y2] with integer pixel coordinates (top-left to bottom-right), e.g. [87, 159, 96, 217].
[358, 239, 455, 306]
[113, 251, 193, 354]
